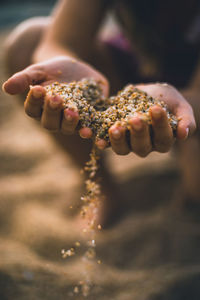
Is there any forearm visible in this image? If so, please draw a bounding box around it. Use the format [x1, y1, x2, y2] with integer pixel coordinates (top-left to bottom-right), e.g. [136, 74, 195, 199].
[33, 0, 109, 63]
[182, 57, 200, 93]
[179, 60, 200, 110]
[32, 37, 77, 63]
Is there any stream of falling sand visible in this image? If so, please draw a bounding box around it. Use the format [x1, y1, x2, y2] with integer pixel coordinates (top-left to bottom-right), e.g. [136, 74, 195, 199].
[61, 144, 102, 297]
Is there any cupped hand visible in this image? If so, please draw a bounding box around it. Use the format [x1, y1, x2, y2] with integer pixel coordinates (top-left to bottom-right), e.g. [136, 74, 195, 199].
[2, 56, 109, 137]
[98, 83, 196, 156]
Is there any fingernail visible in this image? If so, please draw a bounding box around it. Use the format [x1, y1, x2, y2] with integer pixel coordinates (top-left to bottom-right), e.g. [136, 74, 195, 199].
[79, 127, 92, 139]
[112, 128, 121, 139]
[64, 109, 78, 122]
[32, 88, 43, 99]
[65, 113, 73, 122]
[132, 120, 143, 131]
[2, 82, 7, 92]
[184, 127, 189, 139]
[152, 108, 162, 119]
[49, 96, 60, 109]
[66, 115, 73, 121]
[96, 139, 107, 150]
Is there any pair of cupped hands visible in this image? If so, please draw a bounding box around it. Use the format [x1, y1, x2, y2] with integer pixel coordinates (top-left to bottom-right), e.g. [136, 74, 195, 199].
[2, 56, 196, 157]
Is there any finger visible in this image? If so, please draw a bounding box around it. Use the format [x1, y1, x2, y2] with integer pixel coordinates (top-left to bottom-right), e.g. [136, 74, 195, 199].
[175, 104, 196, 140]
[95, 139, 108, 150]
[128, 114, 152, 157]
[79, 127, 93, 139]
[2, 65, 46, 95]
[150, 105, 174, 152]
[24, 85, 46, 119]
[61, 108, 79, 135]
[41, 94, 64, 131]
[109, 125, 130, 155]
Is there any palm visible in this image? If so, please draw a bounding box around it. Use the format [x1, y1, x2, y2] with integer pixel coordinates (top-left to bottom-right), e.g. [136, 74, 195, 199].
[40, 57, 106, 85]
[136, 83, 196, 140]
[3, 56, 109, 97]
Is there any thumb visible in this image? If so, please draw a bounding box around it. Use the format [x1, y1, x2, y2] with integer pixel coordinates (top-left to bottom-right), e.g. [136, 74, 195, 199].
[176, 104, 196, 140]
[2, 65, 46, 95]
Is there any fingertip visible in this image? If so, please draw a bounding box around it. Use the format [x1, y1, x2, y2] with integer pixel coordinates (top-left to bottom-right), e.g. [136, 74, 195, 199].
[79, 127, 93, 139]
[96, 76, 109, 97]
[31, 85, 46, 99]
[185, 127, 189, 139]
[2, 68, 45, 95]
[177, 126, 189, 140]
[2, 81, 7, 93]
[128, 116, 144, 131]
[109, 126, 122, 140]
[48, 95, 64, 110]
[64, 108, 79, 122]
[176, 114, 196, 140]
[2, 80, 16, 95]
[101, 81, 109, 97]
[96, 139, 107, 150]
[2, 73, 28, 95]
[150, 105, 164, 120]
[109, 125, 130, 155]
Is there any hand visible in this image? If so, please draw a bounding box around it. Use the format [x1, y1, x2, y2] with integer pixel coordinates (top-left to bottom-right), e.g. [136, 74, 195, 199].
[2, 56, 109, 137]
[102, 83, 196, 157]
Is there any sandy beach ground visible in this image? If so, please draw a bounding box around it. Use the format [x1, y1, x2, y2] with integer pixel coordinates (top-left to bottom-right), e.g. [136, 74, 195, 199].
[0, 28, 200, 300]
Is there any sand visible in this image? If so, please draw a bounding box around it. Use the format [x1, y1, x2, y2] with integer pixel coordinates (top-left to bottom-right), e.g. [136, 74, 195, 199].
[0, 30, 200, 300]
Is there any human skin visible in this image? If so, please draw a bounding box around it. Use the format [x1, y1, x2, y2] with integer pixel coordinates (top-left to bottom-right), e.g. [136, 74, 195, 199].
[2, 0, 196, 157]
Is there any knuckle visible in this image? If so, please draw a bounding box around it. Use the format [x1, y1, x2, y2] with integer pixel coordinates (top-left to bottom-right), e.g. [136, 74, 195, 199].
[24, 108, 33, 117]
[24, 108, 38, 118]
[111, 135, 126, 146]
[134, 147, 151, 157]
[137, 152, 148, 158]
[61, 127, 74, 135]
[42, 122, 58, 131]
[156, 147, 170, 153]
[111, 140, 122, 147]
[155, 121, 167, 127]
[46, 107, 60, 114]
[28, 98, 38, 105]
[66, 119, 78, 127]
[62, 121, 77, 132]
[154, 140, 172, 152]
[28, 94, 43, 106]
[114, 148, 129, 155]
[132, 131, 146, 138]
[132, 129, 150, 140]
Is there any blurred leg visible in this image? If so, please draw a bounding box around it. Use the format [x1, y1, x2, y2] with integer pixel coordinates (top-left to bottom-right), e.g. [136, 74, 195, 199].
[4, 17, 50, 76]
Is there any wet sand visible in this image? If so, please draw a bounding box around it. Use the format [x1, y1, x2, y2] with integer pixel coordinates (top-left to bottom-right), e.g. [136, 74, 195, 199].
[0, 30, 200, 300]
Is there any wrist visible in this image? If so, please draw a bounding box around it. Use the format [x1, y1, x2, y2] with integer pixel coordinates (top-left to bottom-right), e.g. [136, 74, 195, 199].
[32, 41, 77, 64]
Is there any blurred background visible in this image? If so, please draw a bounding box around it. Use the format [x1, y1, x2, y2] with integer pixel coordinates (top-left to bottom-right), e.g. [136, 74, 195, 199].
[0, 1, 200, 300]
[0, 0, 56, 28]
